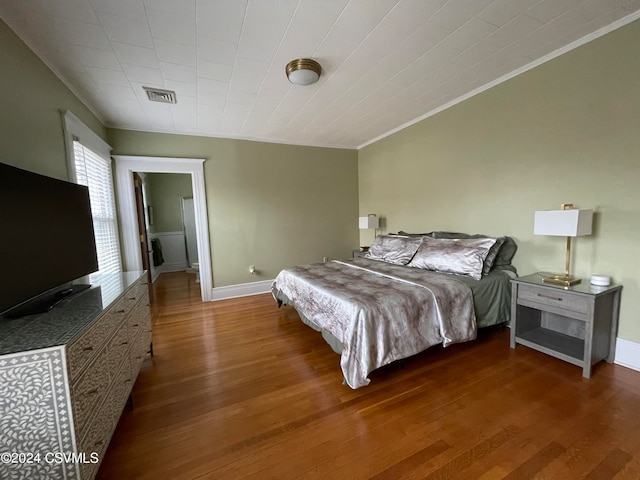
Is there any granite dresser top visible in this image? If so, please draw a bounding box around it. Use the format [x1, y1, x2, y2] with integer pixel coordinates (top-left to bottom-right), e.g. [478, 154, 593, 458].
[0, 271, 145, 355]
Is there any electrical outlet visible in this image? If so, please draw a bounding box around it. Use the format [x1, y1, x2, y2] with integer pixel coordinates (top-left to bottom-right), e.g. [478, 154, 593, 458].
[323, 256, 328, 263]
[249, 265, 256, 275]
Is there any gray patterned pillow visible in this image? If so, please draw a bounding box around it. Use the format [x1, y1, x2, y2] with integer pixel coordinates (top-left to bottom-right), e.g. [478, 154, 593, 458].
[408, 237, 498, 280]
[365, 235, 422, 265]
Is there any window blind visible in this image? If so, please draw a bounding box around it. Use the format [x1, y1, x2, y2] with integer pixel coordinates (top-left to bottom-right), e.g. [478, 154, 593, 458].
[73, 140, 122, 275]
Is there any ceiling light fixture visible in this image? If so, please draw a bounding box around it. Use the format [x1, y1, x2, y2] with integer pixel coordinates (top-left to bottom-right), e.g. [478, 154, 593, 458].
[285, 58, 321, 86]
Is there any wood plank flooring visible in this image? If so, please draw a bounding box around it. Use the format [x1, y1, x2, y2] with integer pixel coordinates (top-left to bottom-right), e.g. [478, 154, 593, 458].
[97, 272, 640, 479]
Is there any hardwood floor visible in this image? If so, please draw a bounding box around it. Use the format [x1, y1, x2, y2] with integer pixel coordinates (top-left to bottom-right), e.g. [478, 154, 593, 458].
[97, 272, 640, 480]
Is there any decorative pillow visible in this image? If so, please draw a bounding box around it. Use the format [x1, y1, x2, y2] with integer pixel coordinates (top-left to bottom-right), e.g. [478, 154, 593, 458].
[397, 230, 434, 238]
[408, 237, 497, 280]
[365, 235, 422, 265]
[431, 232, 517, 271]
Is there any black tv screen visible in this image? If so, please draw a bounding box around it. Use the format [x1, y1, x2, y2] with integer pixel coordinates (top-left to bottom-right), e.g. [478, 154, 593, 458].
[0, 162, 99, 315]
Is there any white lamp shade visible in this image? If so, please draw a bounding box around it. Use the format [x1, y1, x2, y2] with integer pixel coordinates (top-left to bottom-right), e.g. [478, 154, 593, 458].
[359, 215, 379, 229]
[534, 209, 593, 237]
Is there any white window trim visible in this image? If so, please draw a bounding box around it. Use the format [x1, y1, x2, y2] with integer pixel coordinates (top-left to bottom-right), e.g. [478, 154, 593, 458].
[62, 111, 112, 178]
[63, 111, 123, 277]
[113, 155, 213, 302]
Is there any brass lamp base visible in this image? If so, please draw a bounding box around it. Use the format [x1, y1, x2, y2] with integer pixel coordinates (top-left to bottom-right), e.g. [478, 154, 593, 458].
[542, 274, 581, 287]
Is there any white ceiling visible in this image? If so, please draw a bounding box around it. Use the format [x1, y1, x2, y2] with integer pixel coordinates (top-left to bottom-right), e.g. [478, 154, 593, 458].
[2, 0, 640, 149]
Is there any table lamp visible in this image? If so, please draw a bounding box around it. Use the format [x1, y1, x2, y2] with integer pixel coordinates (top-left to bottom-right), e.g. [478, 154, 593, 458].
[534, 203, 593, 286]
[358, 214, 379, 251]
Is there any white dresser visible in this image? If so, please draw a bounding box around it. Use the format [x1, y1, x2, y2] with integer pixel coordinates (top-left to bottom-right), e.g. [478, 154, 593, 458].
[0, 271, 152, 480]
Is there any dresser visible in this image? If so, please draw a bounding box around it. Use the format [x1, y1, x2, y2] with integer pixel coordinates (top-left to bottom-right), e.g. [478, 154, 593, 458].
[510, 273, 622, 378]
[0, 271, 151, 480]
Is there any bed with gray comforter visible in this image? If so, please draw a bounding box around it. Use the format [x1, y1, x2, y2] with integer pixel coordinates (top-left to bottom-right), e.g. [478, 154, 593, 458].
[271, 232, 517, 389]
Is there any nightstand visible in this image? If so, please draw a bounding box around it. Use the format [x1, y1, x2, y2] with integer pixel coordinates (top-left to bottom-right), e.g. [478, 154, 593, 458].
[510, 273, 622, 378]
[352, 249, 367, 258]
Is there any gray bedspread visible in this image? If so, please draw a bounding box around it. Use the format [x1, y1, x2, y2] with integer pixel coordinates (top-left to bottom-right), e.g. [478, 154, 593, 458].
[271, 258, 477, 389]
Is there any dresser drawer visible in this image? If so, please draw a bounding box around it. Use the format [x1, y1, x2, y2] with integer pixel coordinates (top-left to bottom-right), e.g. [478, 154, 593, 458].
[72, 347, 110, 436]
[518, 284, 590, 314]
[67, 307, 126, 381]
[127, 292, 150, 338]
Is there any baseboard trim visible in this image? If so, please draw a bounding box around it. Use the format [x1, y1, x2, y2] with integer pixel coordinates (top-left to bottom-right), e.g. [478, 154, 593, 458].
[614, 338, 640, 372]
[156, 262, 187, 274]
[211, 279, 274, 301]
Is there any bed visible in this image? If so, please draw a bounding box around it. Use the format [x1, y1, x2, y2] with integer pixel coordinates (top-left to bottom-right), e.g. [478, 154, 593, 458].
[271, 232, 517, 389]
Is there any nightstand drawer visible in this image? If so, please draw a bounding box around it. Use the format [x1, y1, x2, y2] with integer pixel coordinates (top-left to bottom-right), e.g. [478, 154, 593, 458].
[518, 284, 589, 314]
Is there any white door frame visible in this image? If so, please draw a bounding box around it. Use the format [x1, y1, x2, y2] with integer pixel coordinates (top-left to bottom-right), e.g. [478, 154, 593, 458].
[113, 155, 213, 302]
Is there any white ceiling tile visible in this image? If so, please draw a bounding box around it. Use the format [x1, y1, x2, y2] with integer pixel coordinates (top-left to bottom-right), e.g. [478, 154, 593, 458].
[197, 60, 233, 82]
[141, 103, 175, 129]
[453, 14, 543, 68]
[234, 58, 270, 78]
[147, 7, 196, 45]
[159, 62, 197, 83]
[55, 18, 112, 50]
[69, 45, 121, 70]
[198, 105, 223, 131]
[229, 77, 263, 95]
[478, 0, 540, 27]
[112, 43, 159, 68]
[195, 0, 246, 45]
[199, 92, 226, 107]
[99, 84, 138, 101]
[155, 39, 196, 66]
[176, 95, 197, 108]
[439, 18, 498, 52]
[5, 0, 640, 148]
[274, 0, 348, 58]
[171, 106, 198, 131]
[91, 0, 146, 19]
[144, 0, 195, 17]
[85, 66, 129, 86]
[54, 0, 100, 24]
[197, 38, 237, 65]
[98, 12, 154, 47]
[122, 64, 163, 84]
[227, 91, 256, 105]
[163, 79, 198, 97]
[198, 77, 229, 95]
[429, 0, 495, 30]
[526, 0, 585, 23]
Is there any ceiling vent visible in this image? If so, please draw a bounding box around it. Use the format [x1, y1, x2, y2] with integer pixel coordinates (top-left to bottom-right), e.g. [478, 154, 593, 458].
[143, 86, 177, 104]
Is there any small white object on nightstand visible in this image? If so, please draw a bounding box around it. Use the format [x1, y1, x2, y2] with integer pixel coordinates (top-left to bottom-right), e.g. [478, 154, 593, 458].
[590, 275, 611, 286]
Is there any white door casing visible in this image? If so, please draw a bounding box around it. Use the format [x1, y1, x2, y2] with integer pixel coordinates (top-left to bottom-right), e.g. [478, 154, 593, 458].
[113, 156, 213, 301]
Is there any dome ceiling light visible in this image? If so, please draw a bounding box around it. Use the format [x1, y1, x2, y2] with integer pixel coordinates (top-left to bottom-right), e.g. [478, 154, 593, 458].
[285, 58, 322, 86]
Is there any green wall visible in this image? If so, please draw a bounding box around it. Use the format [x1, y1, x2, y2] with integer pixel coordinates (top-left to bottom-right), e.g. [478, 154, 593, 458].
[145, 173, 193, 234]
[0, 20, 107, 180]
[359, 20, 640, 343]
[107, 129, 359, 287]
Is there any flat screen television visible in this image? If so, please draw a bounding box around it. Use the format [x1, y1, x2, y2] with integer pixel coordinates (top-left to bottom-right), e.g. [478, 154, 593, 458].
[0, 162, 99, 317]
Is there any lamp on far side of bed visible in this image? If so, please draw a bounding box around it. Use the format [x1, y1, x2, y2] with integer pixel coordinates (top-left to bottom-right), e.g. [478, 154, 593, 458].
[534, 203, 593, 287]
[359, 214, 379, 251]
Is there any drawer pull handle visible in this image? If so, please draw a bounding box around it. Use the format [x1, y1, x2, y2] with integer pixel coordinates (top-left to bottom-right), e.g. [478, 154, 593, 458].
[116, 309, 126, 313]
[537, 293, 562, 302]
[82, 346, 94, 352]
[120, 341, 129, 346]
[132, 324, 140, 327]
[87, 388, 98, 395]
[93, 440, 104, 447]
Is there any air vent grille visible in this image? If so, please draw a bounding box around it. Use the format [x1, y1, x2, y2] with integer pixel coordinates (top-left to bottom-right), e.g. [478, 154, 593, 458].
[143, 87, 177, 104]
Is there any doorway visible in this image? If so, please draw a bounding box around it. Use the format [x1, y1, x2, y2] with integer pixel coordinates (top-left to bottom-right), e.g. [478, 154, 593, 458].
[113, 156, 213, 302]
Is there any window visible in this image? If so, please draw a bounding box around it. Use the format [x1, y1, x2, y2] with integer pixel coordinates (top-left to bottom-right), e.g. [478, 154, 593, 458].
[72, 140, 122, 274]
[64, 112, 122, 276]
